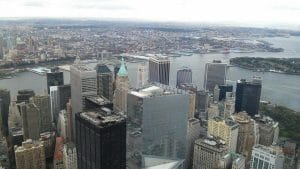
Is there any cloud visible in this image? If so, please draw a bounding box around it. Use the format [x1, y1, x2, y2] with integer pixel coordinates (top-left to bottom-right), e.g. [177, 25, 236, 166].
[23, 1, 46, 7]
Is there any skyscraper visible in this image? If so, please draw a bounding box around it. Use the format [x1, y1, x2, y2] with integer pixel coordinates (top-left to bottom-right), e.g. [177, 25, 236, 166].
[50, 85, 71, 123]
[30, 95, 52, 133]
[19, 102, 41, 140]
[0, 89, 10, 136]
[176, 67, 192, 88]
[127, 84, 189, 168]
[148, 56, 170, 85]
[254, 115, 279, 146]
[96, 63, 113, 101]
[250, 145, 284, 169]
[186, 118, 201, 169]
[233, 112, 258, 166]
[46, 71, 64, 94]
[137, 62, 147, 88]
[75, 108, 126, 169]
[208, 117, 239, 152]
[193, 138, 227, 169]
[235, 77, 262, 116]
[113, 58, 129, 113]
[63, 143, 77, 169]
[15, 139, 46, 169]
[195, 90, 209, 120]
[219, 84, 233, 101]
[53, 137, 64, 169]
[70, 63, 97, 141]
[204, 60, 227, 92]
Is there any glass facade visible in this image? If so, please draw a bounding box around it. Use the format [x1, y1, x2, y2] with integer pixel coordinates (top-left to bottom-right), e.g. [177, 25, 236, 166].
[127, 85, 189, 168]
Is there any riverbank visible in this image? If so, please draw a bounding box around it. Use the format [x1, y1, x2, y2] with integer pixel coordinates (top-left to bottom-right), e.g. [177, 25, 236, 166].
[230, 57, 300, 75]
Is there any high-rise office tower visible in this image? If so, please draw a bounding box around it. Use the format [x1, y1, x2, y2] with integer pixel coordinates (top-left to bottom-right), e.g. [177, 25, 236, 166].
[204, 60, 227, 92]
[195, 90, 209, 120]
[176, 67, 192, 88]
[50, 85, 71, 123]
[127, 84, 189, 168]
[75, 108, 126, 169]
[65, 100, 72, 142]
[250, 145, 284, 169]
[208, 117, 239, 152]
[53, 137, 64, 169]
[137, 62, 147, 88]
[233, 112, 258, 167]
[39, 132, 56, 160]
[63, 143, 77, 169]
[148, 56, 170, 85]
[30, 95, 52, 133]
[254, 115, 279, 146]
[46, 71, 64, 94]
[219, 96, 235, 119]
[113, 58, 129, 113]
[57, 110, 69, 141]
[193, 138, 228, 169]
[235, 77, 262, 116]
[96, 63, 113, 101]
[219, 84, 233, 101]
[19, 102, 41, 140]
[186, 118, 201, 169]
[70, 63, 97, 141]
[213, 85, 220, 102]
[15, 139, 46, 169]
[0, 89, 10, 137]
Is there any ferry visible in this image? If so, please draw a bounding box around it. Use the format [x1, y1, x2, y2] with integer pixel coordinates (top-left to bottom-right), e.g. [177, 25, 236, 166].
[30, 67, 51, 75]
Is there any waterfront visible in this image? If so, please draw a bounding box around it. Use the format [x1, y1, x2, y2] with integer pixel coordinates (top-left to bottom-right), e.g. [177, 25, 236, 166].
[1, 37, 300, 111]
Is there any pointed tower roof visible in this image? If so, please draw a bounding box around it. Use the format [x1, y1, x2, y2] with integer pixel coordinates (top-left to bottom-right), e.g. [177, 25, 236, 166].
[117, 58, 128, 76]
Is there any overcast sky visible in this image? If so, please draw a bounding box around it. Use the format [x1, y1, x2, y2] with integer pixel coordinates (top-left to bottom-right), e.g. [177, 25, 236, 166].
[0, 0, 300, 26]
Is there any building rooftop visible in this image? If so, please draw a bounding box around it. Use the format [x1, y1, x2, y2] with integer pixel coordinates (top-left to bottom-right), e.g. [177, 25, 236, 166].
[85, 96, 111, 106]
[96, 64, 111, 74]
[211, 116, 239, 128]
[80, 108, 125, 127]
[143, 155, 184, 169]
[195, 137, 227, 150]
[15, 139, 43, 152]
[71, 64, 94, 72]
[130, 83, 190, 98]
[253, 144, 283, 156]
[149, 55, 170, 62]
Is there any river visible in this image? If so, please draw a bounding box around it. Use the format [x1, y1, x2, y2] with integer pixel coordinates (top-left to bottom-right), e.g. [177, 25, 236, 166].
[1, 36, 300, 111]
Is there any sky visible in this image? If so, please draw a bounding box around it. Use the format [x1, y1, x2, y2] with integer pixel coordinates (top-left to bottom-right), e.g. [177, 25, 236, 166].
[0, 0, 300, 26]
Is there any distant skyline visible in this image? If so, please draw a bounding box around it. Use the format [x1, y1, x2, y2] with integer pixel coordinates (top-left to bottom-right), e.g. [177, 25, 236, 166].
[1, 0, 300, 28]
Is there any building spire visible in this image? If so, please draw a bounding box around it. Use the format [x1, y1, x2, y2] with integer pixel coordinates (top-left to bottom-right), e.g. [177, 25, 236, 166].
[117, 57, 128, 76]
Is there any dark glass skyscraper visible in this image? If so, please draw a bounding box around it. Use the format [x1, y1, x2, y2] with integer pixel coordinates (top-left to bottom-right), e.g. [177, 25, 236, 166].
[235, 78, 262, 116]
[219, 84, 233, 101]
[204, 60, 227, 92]
[96, 64, 113, 101]
[148, 56, 170, 85]
[176, 67, 192, 88]
[46, 71, 64, 94]
[0, 89, 10, 136]
[75, 108, 126, 169]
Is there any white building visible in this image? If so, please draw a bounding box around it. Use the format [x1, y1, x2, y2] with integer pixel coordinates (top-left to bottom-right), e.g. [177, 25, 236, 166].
[70, 63, 97, 140]
[63, 143, 77, 169]
[250, 144, 284, 169]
